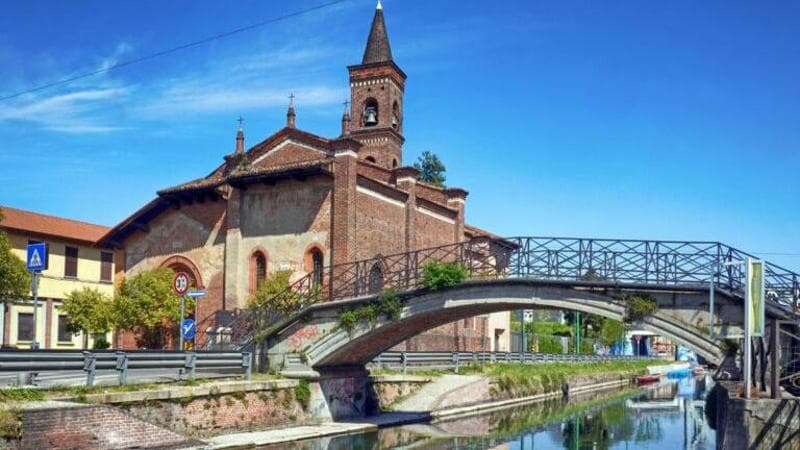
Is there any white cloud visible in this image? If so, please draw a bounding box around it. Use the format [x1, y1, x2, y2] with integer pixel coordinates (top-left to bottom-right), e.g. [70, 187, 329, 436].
[0, 87, 130, 134]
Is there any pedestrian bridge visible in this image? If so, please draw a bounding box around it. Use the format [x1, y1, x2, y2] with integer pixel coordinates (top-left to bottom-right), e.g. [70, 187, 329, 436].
[214, 237, 800, 373]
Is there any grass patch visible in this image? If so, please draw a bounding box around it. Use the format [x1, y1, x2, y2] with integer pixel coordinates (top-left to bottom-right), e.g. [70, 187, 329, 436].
[461, 360, 665, 398]
[0, 388, 45, 402]
[0, 408, 21, 439]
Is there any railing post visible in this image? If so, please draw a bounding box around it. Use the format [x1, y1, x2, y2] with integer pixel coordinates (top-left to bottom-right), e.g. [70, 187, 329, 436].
[184, 352, 197, 381]
[401, 352, 407, 374]
[453, 353, 459, 374]
[115, 351, 128, 385]
[771, 320, 781, 399]
[242, 352, 252, 381]
[83, 351, 96, 387]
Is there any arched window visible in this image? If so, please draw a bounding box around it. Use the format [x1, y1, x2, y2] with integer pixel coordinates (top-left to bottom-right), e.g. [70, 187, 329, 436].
[365, 156, 377, 164]
[309, 248, 324, 288]
[251, 251, 267, 292]
[363, 98, 379, 127]
[368, 262, 384, 293]
[391, 101, 400, 131]
[391, 158, 398, 168]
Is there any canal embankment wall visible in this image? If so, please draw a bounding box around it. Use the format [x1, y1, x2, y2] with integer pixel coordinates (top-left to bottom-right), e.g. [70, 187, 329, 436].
[712, 381, 800, 450]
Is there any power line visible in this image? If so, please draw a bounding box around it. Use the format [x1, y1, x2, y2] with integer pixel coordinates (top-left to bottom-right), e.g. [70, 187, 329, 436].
[0, 0, 350, 103]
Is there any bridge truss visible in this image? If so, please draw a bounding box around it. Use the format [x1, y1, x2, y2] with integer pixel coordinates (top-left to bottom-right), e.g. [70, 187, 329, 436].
[204, 237, 799, 353]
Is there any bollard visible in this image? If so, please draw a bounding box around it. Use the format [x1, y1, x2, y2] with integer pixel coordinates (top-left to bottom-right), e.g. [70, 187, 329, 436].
[453, 353, 460, 374]
[401, 352, 407, 374]
[184, 352, 197, 381]
[242, 352, 252, 381]
[115, 351, 129, 385]
[83, 351, 96, 387]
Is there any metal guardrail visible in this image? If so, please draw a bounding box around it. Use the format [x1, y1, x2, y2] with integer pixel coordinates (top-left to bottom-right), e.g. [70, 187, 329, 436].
[370, 351, 659, 373]
[0, 350, 252, 387]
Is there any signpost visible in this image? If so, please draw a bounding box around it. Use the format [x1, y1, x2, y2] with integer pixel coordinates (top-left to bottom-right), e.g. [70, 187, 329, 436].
[744, 258, 765, 398]
[173, 272, 206, 351]
[173, 273, 190, 351]
[25, 243, 48, 350]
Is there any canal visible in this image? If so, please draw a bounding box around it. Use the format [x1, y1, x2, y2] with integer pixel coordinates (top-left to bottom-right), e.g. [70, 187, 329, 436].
[266, 374, 716, 449]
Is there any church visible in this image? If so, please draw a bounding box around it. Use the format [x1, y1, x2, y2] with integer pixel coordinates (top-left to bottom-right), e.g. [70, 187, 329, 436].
[102, 2, 512, 352]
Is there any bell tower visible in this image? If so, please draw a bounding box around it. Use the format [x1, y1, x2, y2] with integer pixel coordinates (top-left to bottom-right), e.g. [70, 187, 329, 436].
[347, 0, 406, 169]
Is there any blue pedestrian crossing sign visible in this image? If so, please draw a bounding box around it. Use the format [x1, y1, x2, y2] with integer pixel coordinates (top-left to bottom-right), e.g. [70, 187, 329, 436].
[181, 319, 196, 340]
[26, 242, 48, 272]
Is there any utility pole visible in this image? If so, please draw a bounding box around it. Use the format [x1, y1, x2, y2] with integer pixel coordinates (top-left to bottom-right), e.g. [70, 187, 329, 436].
[574, 311, 581, 354]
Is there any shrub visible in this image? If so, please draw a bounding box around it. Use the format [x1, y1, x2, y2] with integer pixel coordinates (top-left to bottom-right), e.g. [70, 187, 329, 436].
[339, 310, 359, 333]
[625, 294, 658, 322]
[720, 339, 740, 356]
[93, 336, 110, 350]
[338, 288, 404, 333]
[376, 289, 402, 320]
[294, 379, 311, 410]
[421, 261, 469, 290]
[247, 270, 303, 314]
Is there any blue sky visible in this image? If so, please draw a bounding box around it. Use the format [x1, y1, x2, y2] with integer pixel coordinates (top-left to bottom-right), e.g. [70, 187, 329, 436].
[0, 1, 798, 270]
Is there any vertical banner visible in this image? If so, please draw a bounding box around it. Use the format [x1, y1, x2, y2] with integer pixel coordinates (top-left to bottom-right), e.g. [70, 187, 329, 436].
[746, 259, 766, 337]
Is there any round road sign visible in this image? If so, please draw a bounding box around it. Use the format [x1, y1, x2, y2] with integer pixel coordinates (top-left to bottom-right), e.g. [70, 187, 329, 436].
[173, 272, 190, 295]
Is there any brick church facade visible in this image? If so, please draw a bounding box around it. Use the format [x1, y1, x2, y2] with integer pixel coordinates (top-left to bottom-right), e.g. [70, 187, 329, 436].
[103, 3, 512, 352]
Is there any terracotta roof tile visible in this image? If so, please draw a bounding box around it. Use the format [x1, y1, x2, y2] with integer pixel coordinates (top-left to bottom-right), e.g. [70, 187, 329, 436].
[0, 205, 110, 244]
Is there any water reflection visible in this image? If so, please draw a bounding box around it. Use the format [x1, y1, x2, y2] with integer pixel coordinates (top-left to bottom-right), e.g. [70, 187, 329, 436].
[262, 375, 715, 450]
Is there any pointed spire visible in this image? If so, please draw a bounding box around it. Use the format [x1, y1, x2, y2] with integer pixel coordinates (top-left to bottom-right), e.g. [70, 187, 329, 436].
[235, 116, 245, 154]
[286, 92, 296, 128]
[341, 100, 351, 136]
[362, 1, 393, 64]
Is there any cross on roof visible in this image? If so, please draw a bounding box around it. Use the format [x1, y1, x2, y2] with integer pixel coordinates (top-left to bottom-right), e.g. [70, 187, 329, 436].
[237, 116, 244, 129]
[289, 92, 295, 106]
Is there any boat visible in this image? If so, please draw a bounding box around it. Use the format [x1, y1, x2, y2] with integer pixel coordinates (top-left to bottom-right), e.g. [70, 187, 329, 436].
[636, 374, 661, 384]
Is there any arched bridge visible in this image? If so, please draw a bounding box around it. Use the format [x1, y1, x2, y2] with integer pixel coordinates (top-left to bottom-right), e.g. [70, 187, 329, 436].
[212, 237, 800, 373]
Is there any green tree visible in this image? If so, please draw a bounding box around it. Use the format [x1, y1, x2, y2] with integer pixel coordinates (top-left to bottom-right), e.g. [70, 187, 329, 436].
[62, 287, 115, 349]
[114, 267, 192, 349]
[247, 270, 303, 315]
[413, 151, 446, 187]
[0, 209, 31, 347]
[599, 318, 626, 347]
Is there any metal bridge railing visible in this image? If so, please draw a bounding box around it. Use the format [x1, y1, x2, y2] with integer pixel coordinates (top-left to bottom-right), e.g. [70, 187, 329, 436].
[203, 236, 800, 350]
[369, 351, 659, 373]
[0, 350, 252, 387]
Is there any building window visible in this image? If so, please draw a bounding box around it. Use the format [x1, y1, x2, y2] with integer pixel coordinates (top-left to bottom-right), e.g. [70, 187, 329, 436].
[58, 315, 73, 342]
[310, 248, 324, 288]
[100, 251, 113, 282]
[392, 100, 400, 130]
[365, 156, 377, 164]
[251, 251, 267, 292]
[65, 246, 78, 278]
[363, 98, 379, 127]
[392, 158, 398, 168]
[368, 263, 384, 293]
[17, 313, 34, 342]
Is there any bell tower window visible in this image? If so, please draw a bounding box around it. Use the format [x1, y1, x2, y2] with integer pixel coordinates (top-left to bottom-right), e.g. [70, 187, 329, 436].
[391, 101, 400, 131]
[363, 98, 379, 127]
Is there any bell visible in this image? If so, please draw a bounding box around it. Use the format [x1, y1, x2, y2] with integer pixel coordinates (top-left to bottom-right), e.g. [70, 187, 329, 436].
[365, 108, 378, 126]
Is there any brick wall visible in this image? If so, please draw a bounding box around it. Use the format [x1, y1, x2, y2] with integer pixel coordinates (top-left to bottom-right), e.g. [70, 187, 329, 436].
[18, 404, 193, 450]
[123, 389, 307, 438]
[354, 188, 406, 260]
